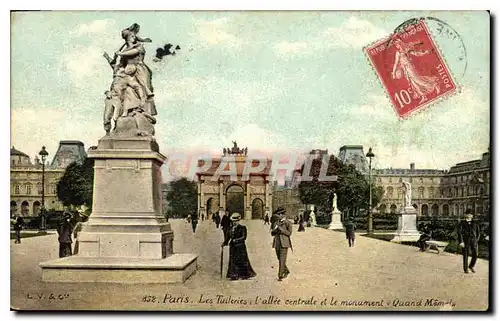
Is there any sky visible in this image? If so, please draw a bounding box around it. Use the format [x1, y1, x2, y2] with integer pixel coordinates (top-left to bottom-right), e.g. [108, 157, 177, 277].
[10, 11, 490, 178]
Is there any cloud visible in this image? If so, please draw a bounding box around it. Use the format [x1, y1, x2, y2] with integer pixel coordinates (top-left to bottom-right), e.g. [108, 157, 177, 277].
[74, 19, 115, 36]
[273, 41, 312, 59]
[63, 45, 106, 87]
[191, 17, 245, 49]
[11, 107, 103, 164]
[323, 17, 388, 49]
[272, 16, 389, 59]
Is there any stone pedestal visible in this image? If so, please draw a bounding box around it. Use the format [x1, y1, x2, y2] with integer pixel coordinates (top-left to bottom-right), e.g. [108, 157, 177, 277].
[391, 206, 421, 243]
[40, 136, 198, 283]
[328, 210, 343, 230]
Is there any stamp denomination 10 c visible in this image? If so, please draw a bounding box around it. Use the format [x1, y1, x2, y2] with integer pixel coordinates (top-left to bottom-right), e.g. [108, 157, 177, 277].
[365, 20, 457, 118]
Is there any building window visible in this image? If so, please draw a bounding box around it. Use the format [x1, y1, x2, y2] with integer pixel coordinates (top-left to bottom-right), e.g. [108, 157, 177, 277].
[387, 186, 393, 197]
[388, 178, 392, 183]
[419, 187, 425, 198]
[37, 183, 42, 194]
[429, 187, 435, 198]
[14, 185, 20, 195]
[430, 177, 434, 182]
[26, 183, 32, 195]
[50, 184, 57, 195]
[399, 177, 402, 183]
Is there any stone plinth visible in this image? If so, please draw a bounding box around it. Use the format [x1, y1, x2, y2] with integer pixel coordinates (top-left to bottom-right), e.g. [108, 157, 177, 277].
[328, 210, 343, 230]
[40, 136, 198, 283]
[40, 255, 197, 284]
[391, 206, 421, 243]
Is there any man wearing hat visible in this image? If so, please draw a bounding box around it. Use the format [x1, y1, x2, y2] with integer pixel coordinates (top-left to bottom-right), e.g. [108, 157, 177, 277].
[57, 210, 74, 258]
[271, 207, 293, 281]
[458, 209, 481, 273]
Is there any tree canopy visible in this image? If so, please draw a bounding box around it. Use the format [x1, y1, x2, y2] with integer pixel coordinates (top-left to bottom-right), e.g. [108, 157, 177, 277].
[166, 178, 198, 218]
[298, 153, 383, 219]
[56, 157, 94, 209]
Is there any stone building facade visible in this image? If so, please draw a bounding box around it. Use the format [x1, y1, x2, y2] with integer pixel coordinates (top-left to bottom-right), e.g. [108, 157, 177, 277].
[10, 141, 87, 218]
[372, 151, 490, 217]
[196, 144, 273, 220]
[372, 164, 447, 216]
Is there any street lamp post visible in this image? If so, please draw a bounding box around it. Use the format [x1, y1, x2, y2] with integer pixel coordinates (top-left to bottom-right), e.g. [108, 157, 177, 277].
[39, 146, 49, 232]
[366, 147, 375, 234]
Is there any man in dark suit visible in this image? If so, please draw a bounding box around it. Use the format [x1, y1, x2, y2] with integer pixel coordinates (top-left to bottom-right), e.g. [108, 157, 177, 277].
[458, 210, 481, 274]
[220, 210, 231, 241]
[58, 211, 74, 257]
[344, 217, 357, 247]
[271, 207, 293, 281]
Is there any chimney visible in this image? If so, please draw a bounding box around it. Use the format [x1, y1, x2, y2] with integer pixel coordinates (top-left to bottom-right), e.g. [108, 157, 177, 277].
[410, 163, 415, 170]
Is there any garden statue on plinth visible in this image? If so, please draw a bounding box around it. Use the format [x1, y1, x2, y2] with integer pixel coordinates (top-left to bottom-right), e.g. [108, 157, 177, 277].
[328, 192, 343, 230]
[309, 205, 317, 227]
[40, 23, 197, 284]
[391, 181, 421, 243]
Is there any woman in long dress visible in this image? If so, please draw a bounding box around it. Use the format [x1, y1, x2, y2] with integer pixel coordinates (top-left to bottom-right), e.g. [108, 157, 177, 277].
[222, 213, 256, 281]
[298, 215, 305, 232]
[391, 38, 440, 104]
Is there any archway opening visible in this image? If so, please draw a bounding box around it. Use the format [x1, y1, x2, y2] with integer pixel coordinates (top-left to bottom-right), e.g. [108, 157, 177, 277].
[251, 198, 264, 219]
[442, 204, 449, 216]
[379, 204, 387, 214]
[10, 201, 17, 217]
[206, 197, 219, 219]
[33, 201, 41, 216]
[431, 204, 439, 216]
[21, 201, 29, 217]
[390, 204, 397, 214]
[226, 185, 244, 216]
[421, 204, 429, 216]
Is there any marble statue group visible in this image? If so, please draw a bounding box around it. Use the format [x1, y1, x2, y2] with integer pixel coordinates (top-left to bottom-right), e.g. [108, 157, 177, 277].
[102, 23, 158, 137]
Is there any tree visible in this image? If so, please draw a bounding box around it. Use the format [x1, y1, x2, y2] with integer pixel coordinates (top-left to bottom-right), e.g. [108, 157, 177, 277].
[298, 152, 383, 219]
[57, 158, 94, 209]
[166, 178, 197, 219]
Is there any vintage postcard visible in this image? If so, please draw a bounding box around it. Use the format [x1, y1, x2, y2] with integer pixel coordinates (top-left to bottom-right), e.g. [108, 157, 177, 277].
[10, 11, 490, 311]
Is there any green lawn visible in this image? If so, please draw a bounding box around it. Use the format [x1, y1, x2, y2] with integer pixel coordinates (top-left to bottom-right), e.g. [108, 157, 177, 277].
[10, 231, 48, 240]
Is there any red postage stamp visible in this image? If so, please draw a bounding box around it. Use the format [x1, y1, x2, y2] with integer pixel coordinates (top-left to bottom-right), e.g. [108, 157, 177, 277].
[365, 20, 457, 118]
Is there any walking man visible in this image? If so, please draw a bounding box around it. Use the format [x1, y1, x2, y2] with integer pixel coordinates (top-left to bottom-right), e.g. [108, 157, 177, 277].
[458, 210, 481, 273]
[214, 212, 221, 229]
[13, 216, 23, 244]
[221, 211, 231, 241]
[264, 212, 270, 225]
[58, 211, 74, 258]
[190, 211, 198, 233]
[344, 217, 357, 247]
[271, 207, 293, 281]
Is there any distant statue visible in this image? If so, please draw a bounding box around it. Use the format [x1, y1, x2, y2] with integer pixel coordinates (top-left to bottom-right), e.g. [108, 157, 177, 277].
[310, 205, 317, 226]
[332, 192, 338, 212]
[231, 141, 240, 154]
[244, 147, 248, 155]
[223, 147, 227, 155]
[402, 181, 412, 207]
[102, 23, 157, 137]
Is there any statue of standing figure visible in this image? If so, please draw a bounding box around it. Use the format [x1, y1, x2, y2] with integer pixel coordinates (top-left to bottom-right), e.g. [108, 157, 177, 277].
[402, 181, 412, 208]
[309, 205, 317, 226]
[332, 192, 338, 212]
[102, 23, 157, 137]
